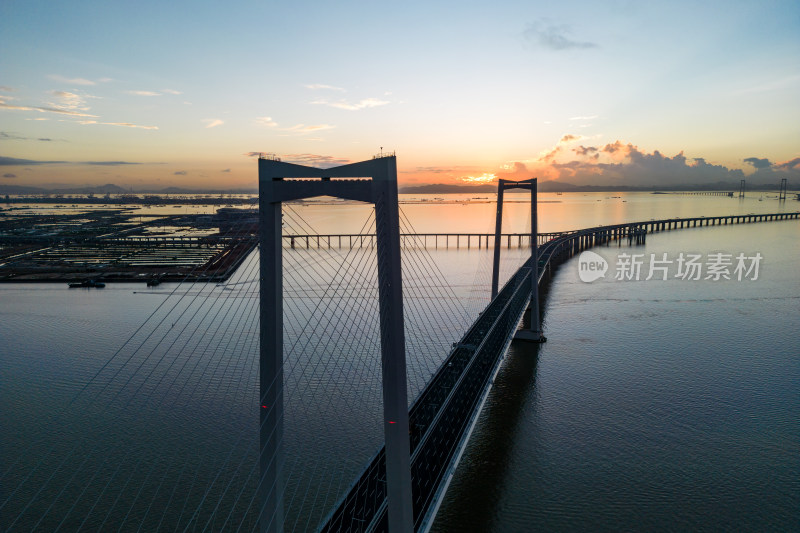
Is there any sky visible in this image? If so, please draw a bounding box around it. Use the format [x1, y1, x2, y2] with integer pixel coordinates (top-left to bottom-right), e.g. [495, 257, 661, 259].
[1, 0, 798, 190]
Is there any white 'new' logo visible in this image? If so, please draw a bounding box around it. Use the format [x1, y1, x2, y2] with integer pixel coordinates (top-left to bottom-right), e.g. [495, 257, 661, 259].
[578, 251, 608, 282]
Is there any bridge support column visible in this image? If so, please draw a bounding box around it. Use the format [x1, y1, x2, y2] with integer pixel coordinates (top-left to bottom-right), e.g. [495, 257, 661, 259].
[515, 178, 545, 343]
[259, 171, 285, 533]
[373, 170, 415, 533]
[491, 181, 505, 299]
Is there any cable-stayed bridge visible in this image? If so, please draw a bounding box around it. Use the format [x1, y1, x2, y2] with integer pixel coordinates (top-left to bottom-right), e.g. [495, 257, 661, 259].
[2, 154, 797, 532]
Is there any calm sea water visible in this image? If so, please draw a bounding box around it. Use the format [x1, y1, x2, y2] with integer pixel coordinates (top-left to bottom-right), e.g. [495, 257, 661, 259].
[1, 192, 797, 531]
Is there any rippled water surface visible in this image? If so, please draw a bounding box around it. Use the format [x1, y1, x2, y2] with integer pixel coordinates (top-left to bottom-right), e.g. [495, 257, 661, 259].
[1, 193, 798, 531]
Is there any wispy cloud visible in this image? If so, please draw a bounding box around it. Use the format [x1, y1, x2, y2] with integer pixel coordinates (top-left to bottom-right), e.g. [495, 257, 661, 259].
[49, 90, 94, 113]
[128, 90, 161, 96]
[174, 170, 187, 175]
[48, 74, 97, 85]
[0, 86, 15, 92]
[570, 115, 598, 120]
[255, 116, 278, 127]
[105, 122, 158, 130]
[1, 131, 62, 142]
[2, 155, 161, 166]
[3, 173, 17, 178]
[524, 20, 598, 51]
[282, 124, 335, 135]
[221, 168, 231, 173]
[282, 153, 350, 167]
[304, 84, 346, 91]
[161, 89, 182, 95]
[77, 120, 158, 130]
[83, 161, 143, 165]
[203, 119, 224, 129]
[311, 98, 389, 111]
[0, 99, 98, 117]
[0, 156, 66, 165]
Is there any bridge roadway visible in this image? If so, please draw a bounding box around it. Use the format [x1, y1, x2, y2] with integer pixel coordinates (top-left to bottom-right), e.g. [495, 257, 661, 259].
[316, 211, 799, 532]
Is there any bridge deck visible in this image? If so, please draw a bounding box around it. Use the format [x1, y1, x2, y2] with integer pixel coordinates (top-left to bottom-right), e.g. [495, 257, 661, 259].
[318, 211, 799, 532]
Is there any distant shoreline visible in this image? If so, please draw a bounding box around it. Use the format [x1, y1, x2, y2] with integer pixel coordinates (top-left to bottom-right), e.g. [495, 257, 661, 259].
[2, 180, 798, 197]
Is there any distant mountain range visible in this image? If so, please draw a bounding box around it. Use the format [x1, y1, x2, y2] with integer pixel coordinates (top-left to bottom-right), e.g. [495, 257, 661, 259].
[0, 183, 259, 195]
[1, 181, 794, 196]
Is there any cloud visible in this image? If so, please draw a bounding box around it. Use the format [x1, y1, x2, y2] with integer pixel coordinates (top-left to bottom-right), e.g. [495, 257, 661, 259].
[282, 153, 350, 167]
[3, 173, 17, 178]
[204, 119, 224, 128]
[104, 122, 158, 130]
[0, 156, 66, 165]
[128, 90, 161, 96]
[0, 100, 98, 117]
[78, 120, 158, 130]
[560, 134, 582, 143]
[221, 168, 231, 173]
[174, 170, 187, 175]
[48, 74, 96, 85]
[498, 136, 800, 188]
[0, 86, 15, 92]
[524, 21, 598, 51]
[282, 123, 335, 135]
[415, 166, 456, 174]
[570, 115, 598, 121]
[255, 116, 278, 127]
[83, 161, 143, 165]
[574, 145, 598, 156]
[48, 90, 94, 113]
[775, 157, 800, 171]
[1, 156, 160, 167]
[743, 157, 771, 169]
[1, 132, 62, 142]
[546, 141, 747, 186]
[311, 98, 390, 110]
[161, 89, 182, 95]
[304, 84, 345, 91]
[460, 173, 497, 183]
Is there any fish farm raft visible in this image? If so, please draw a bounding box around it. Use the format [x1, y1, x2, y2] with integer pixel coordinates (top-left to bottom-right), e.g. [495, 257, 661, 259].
[0, 206, 257, 283]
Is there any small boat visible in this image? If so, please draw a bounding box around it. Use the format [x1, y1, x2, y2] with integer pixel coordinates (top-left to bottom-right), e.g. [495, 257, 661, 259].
[68, 279, 105, 288]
